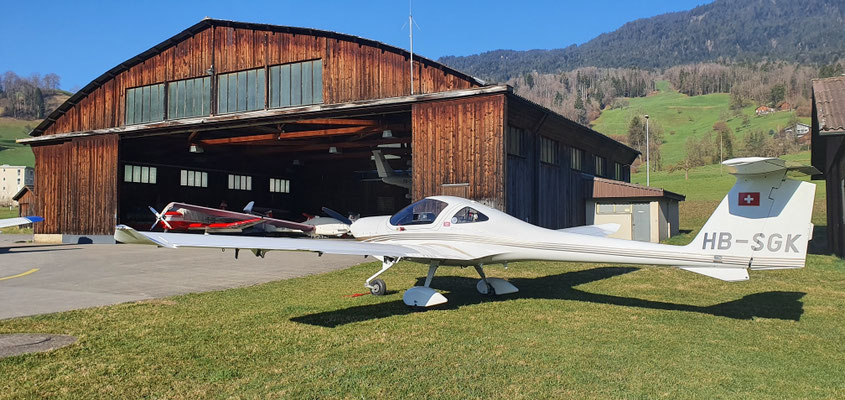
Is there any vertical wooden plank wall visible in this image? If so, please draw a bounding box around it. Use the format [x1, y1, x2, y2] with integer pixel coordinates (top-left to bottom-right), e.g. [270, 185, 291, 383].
[411, 94, 505, 209]
[42, 24, 477, 136]
[32, 135, 119, 235]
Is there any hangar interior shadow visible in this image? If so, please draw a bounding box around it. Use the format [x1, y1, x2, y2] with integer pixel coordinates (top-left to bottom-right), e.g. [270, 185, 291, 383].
[290, 266, 805, 328]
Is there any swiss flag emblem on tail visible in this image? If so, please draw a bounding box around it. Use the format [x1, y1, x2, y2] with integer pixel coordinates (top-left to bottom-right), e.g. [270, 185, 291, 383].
[738, 192, 760, 206]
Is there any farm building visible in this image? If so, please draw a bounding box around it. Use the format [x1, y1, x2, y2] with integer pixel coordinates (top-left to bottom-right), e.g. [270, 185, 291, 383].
[20, 19, 671, 243]
[811, 76, 845, 256]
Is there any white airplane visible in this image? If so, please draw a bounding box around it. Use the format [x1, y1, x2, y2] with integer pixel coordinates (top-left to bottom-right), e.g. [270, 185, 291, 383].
[0, 216, 43, 231]
[372, 150, 411, 190]
[116, 157, 817, 308]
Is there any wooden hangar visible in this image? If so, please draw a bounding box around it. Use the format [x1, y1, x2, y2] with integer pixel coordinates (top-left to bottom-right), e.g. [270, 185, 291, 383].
[20, 19, 639, 242]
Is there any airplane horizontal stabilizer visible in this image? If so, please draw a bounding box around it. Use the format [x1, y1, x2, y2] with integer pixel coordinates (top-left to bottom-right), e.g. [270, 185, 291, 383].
[680, 267, 749, 282]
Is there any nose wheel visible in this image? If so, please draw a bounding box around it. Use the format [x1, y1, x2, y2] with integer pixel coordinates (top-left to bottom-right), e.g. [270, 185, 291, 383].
[369, 279, 387, 296]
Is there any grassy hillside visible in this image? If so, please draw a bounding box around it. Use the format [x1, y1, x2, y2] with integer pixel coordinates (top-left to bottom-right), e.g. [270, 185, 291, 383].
[591, 82, 809, 165]
[0, 117, 36, 167]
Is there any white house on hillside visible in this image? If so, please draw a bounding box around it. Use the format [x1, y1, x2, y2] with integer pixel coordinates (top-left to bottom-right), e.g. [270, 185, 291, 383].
[0, 165, 34, 206]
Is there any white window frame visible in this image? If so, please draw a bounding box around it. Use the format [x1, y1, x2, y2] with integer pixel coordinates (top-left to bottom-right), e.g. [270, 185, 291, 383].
[123, 165, 157, 184]
[228, 174, 252, 191]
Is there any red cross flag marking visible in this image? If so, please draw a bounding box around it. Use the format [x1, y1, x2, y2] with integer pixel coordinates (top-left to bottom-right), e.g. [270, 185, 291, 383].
[738, 192, 760, 206]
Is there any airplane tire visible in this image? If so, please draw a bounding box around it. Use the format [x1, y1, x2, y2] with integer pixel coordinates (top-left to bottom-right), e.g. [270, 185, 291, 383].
[370, 279, 387, 296]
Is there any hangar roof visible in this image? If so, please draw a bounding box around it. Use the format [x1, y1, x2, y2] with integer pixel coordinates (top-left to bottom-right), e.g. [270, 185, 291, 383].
[813, 76, 845, 134]
[29, 18, 486, 138]
[589, 177, 685, 201]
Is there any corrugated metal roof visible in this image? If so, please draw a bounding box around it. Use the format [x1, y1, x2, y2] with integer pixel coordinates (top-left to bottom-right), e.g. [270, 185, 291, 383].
[813, 76, 845, 134]
[590, 177, 685, 201]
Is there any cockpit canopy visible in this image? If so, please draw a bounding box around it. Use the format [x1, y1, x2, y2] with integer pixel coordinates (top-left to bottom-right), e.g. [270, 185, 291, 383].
[389, 198, 490, 226]
[389, 199, 448, 226]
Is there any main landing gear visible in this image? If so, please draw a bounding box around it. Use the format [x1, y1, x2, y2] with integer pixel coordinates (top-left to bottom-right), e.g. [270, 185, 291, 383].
[363, 258, 519, 308]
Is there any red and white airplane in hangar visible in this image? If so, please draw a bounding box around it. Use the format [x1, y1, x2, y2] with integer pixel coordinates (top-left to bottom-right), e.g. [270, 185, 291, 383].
[116, 157, 817, 308]
[149, 202, 353, 237]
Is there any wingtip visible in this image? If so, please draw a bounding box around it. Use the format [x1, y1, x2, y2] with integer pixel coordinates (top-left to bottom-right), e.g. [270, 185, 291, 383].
[24, 216, 44, 223]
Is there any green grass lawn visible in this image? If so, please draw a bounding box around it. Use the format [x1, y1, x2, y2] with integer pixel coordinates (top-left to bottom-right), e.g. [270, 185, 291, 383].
[591, 81, 809, 165]
[2, 257, 844, 398]
[0, 117, 36, 167]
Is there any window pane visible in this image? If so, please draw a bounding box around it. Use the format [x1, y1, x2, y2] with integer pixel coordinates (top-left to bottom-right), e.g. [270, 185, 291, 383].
[302, 61, 312, 105]
[228, 174, 234, 189]
[168, 82, 178, 119]
[291, 62, 301, 106]
[269, 178, 275, 192]
[132, 166, 141, 182]
[254, 69, 265, 110]
[269, 66, 280, 108]
[227, 73, 238, 113]
[134, 88, 143, 124]
[150, 168, 157, 184]
[141, 85, 150, 122]
[201, 172, 207, 188]
[187, 170, 195, 186]
[236, 71, 247, 112]
[281, 64, 291, 107]
[126, 89, 136, 124]
[284, 180, 289, 193]
[141, 166, 150, 183]
[313, 59, 323, 104]
[181, 170, 187, 186]
[218, 74, 228, 114]
[202, 77, 210, 115]
[124, 165, 132, 182]
[247, 176, 252, 191]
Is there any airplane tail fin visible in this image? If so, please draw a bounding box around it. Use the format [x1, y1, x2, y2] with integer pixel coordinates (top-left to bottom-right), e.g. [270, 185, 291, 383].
[684, 157, 817, 275]
[243, 201, 255, 214]
[372, 150, 394, 178]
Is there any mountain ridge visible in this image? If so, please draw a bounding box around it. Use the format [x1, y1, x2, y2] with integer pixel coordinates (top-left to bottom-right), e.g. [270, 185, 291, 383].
[439, 0, 845, 82]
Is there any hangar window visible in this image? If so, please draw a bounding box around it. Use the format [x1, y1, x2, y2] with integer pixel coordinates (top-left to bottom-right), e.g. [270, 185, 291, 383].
[451, 207, 489, 224]
[597, 203, 632, 214]
[268, 59, 323, 108]
[228, 174, 252, 191]
[570, 148, 584, 171]
[614, 162, 623, 180]
[180, 170, 208, 188]
[168, 76, 211, 119]
[540, 136, 558, 164]
[217, 68, 266, 114]
[595, 156, 607, 177]
[506, 126, 525, 157]
[123, 165, 157, 184]
[269, 178, 290, 193]
[125, 83, 165, 125]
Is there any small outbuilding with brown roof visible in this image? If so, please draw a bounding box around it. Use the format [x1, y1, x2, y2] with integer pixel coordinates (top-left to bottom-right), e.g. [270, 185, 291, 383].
[810, 75, 845, 256]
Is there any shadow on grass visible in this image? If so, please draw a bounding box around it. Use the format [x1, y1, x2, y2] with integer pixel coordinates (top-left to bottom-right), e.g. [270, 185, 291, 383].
[291, 267, 805, 327]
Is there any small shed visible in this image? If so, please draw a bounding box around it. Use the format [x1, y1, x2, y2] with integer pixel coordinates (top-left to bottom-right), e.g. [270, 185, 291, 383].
[12, 185, 34, 216]
[810, 76, 845, 256]
[585, 177, 685, 242]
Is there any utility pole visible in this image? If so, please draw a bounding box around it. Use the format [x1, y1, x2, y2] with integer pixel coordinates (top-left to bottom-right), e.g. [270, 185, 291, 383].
[645, 114, 650, 186]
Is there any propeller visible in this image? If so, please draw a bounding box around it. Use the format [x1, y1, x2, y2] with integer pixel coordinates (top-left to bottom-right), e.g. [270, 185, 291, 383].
[321, 206, 353, 225]
[148, 206, 173, 230]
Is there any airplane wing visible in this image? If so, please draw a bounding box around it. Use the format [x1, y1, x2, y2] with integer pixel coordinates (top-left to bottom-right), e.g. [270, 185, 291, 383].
[557, 223, 620, 237]
[0, 216, 43, 229]
[166, 202, 315, 232]
[115, 225, 500, 261]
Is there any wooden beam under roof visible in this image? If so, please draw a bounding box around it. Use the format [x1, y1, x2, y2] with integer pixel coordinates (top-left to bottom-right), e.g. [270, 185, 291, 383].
[256, 137, 410, 152]
[287, 118, 380, 126]
[197, 126, 392, 146]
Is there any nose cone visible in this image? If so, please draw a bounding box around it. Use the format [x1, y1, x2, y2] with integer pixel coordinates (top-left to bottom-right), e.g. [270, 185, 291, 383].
[350, 216, 389, 238]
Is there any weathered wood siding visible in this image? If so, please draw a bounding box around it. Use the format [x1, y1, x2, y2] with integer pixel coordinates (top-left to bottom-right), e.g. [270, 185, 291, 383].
[412, 95, 505, 208]
[42, 24, 476, 136]
[506, 97, 636, 229]
[32, 135, 119, 235]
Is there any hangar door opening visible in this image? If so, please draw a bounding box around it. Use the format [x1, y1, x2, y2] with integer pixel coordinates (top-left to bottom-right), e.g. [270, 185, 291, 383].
[116, 114, 412, 230]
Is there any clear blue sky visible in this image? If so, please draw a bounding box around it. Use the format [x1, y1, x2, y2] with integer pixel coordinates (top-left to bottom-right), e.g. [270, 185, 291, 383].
[1, 0, 711, 91]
